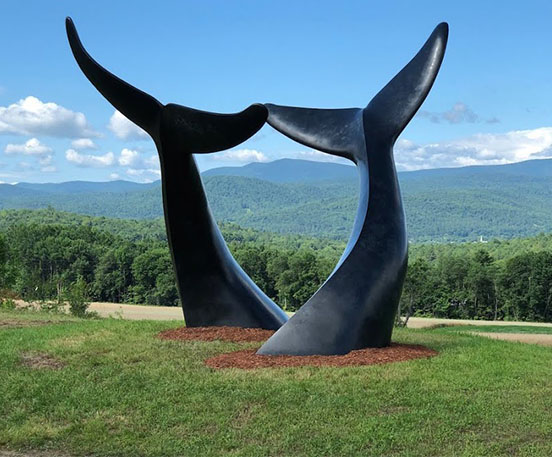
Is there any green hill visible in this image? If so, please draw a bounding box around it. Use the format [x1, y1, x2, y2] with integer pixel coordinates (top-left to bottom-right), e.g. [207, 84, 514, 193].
[2, 158, 552, 242]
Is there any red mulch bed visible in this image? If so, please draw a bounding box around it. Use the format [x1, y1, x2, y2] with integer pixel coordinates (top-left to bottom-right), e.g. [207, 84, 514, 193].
[158, 326, 275, 343]
[206, 344, 438, 370]
[158, 326, 437, 369]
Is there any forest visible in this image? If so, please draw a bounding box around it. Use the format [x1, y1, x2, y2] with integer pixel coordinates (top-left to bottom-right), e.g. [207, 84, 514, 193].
[1, 208, 552, 322]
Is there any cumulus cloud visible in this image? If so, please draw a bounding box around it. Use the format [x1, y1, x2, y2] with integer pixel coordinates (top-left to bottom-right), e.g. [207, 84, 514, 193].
[0, 96, 98, 138]
[118, 148, 139, 166]
[71, 138, 97, 150]
[109, 173, 121, 180]
[65, 149, 115, 167]
[117, 148, 159, 170]
[125, 167, 161, 183]
[108, 111, 148, 140]
[395, 127, 552, 171]
[212, 149, 269, 162]
[38, 155, 52, 166]
[5, 138, 52, 156]
[418, 102, 498, 125]
[114, 148, 160, 181]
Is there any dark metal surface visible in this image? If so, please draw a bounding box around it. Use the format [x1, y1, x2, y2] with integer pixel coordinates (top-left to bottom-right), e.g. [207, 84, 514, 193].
[258, 23, 448, 355]
[66, 17, 288, 329]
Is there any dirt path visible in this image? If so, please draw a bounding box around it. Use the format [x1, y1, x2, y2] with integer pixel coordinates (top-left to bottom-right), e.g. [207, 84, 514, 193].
[88, 302, 183, 320]
[472, 332, 552, 346]
[14, 301, 552, 338]
[406, 317, 552, 329]
[87, 306, 552, 328]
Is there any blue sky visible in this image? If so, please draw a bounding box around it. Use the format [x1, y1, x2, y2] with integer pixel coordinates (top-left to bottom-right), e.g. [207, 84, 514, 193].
[1, 0, 552, 183]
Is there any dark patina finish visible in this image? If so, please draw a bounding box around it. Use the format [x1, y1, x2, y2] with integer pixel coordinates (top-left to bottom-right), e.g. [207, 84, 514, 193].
[66, 18, 288, 329]
[258, 23, 448, 354]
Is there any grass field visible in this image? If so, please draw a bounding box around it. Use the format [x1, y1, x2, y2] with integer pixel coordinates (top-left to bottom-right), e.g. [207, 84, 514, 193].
[1, 309, 552, 457]
[442, 324, 552, 335]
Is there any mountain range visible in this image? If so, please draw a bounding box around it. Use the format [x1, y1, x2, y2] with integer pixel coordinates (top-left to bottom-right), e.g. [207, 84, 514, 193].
[2, 158, 552, 242]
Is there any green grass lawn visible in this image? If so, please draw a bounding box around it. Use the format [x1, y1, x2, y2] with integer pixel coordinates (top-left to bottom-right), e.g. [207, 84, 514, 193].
[1, 309, 552, 457]
[441, 324, 552, 334]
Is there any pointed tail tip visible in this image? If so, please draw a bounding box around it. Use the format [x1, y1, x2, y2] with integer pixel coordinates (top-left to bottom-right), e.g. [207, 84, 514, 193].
[65, 17, 79, 43]
[434, 22, 449, 41]
[65, 16, 75, 31]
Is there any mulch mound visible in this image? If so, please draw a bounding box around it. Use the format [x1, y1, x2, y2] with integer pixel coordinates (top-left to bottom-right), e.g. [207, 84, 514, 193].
[206, 343, 438, 370]
[158, 326, 275, 343]
[158, 326, 437, 369]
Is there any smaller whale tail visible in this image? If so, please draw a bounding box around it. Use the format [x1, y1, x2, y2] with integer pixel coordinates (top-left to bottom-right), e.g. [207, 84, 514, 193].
[265, 105, 363, 162]
[66, 17, 267, 153]
[265, 23, 448, 161]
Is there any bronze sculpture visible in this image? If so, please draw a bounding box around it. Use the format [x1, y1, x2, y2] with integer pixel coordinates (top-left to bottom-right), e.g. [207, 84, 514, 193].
[66, 18, 288, 330]
[66, 18, 448, 355]
[258, 23, 448, 354]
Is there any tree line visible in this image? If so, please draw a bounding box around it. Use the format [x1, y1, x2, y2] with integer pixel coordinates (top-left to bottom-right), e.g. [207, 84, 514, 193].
[1, 209, 552, 322]
[0, 219, 340, 310]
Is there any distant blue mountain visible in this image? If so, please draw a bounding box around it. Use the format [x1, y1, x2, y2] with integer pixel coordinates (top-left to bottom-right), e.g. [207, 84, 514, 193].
[401, 158, 552, 180]
[15, 180, 158, 194]
[202, 158, 356, 182]
[204, 157, 552, 182]
[2, 158, 552, 242]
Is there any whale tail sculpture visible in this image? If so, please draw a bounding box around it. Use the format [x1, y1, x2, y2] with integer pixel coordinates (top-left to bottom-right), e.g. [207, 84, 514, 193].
[66, 17, 288, 329]
[258, 23, 448, 355]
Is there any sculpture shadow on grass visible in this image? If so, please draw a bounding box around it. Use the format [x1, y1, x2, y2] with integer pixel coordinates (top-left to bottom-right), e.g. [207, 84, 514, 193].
[258, 23, 449, 355]
[66, 17, 288, 330]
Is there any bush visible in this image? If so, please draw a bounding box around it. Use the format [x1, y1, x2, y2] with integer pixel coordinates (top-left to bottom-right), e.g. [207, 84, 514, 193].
[39, 300, 64, 313]
[0, 298, 16, 310]
[66, 277, 90, 317]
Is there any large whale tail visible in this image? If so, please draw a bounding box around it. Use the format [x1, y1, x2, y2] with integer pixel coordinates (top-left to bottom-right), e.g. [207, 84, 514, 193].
[264, 23, 448, 163]
[258, 23, 448, 354]
[364, 22, 448, 143]
[65, 17, 267, 152]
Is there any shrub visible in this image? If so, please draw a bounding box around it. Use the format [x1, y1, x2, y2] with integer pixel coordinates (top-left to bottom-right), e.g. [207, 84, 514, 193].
[0, 298, 16, 310]
[66, 276, 90, 317]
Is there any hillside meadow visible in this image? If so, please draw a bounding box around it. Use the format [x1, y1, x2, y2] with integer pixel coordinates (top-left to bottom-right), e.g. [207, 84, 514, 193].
[1, 308, 552, 457]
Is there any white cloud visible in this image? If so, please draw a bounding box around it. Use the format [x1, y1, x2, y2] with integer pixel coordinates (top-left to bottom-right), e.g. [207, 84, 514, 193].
[38, 155, 52, 166]
[418, 102, 499, 125]
[418, 102, 479, 124]
[5, 138, 52, 156]
[117, 148, 159, 172]
[108, 110, 148, 140]
[395, 127, 552, 171]
[109, 173, 120, 180]
[71, 138, 97, 150]
[0, 96, 98, 138]
[118, 148, 139, 166]
[212, 149, 269, 163]
[126, 168, 161, 177]
[143, 155, 158, 167]
[125, 167, 161, 183]
[41, 165, 57, 173]
[65, 149, 115, 167]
